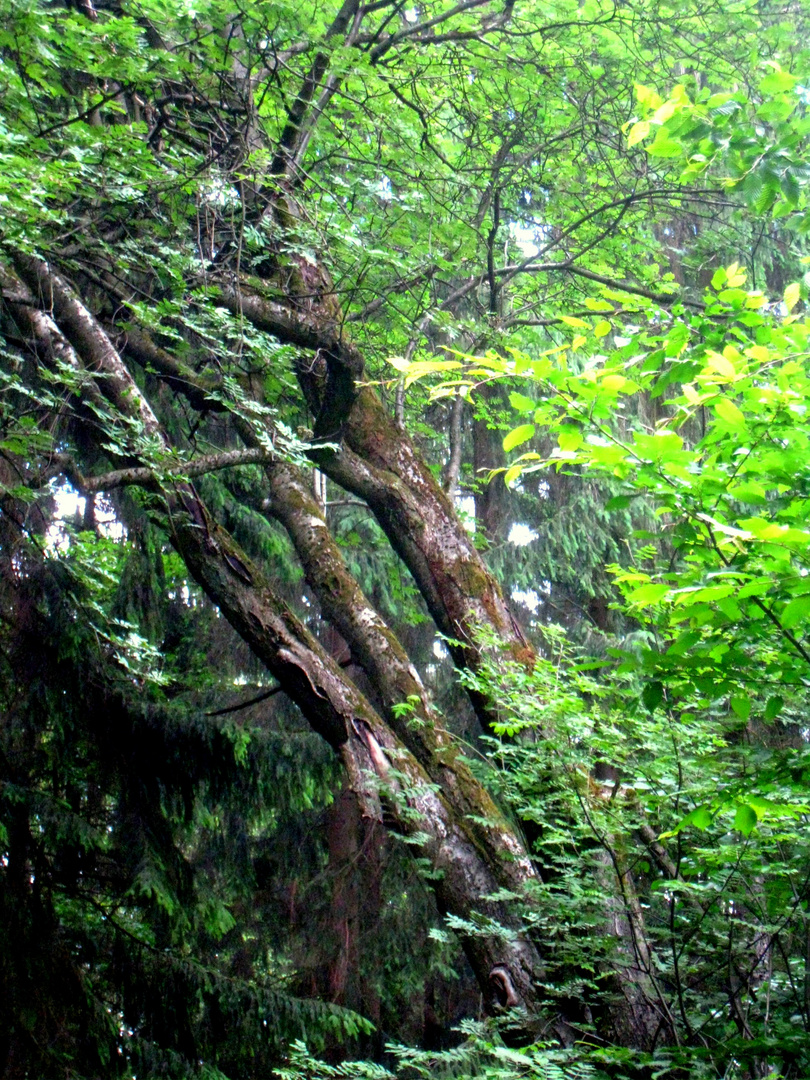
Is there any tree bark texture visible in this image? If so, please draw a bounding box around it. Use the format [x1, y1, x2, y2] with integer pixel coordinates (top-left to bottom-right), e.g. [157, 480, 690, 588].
[1, 236, 672, 1046]
[5, 256, 549, 1022]
[225, 279, 533, 725]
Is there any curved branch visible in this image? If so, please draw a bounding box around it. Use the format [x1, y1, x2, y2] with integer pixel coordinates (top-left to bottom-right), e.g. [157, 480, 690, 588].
[42, 447, 279, 495]
[14, 254, 549, 1020]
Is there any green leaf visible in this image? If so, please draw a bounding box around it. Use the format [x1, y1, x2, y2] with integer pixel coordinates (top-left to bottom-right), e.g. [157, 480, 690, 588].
[558, 428, 583, 452]
[713, 398, 746, 426]
[593, 319, 612, 338]
[508, 392, 535, 414]
[741, 169, 764, 204]
[781, 171, 800, 207]
[627, 583, 670, 606]
[718, 288, 747, 306]
[642, 680, 664, 711]
[646, 135, 683, 158]
[729, 482, 766, 505]
[759, 68, 798, 93]
[754, 175, 780, 214]
[733, 803, 758, 836]
[707, 92, 735, 108]
[730, 694, 751, 720]
[764, 695, 784, 721]
[781, 595, 810, 629]
[711, 268, 727, 289]
[682, 806, 713, 832]
[502, 424, 535, 452]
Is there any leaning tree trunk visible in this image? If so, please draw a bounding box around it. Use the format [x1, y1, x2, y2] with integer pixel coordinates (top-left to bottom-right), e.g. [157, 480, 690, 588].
[218, 286, 534, 732]
[226, 280, 670, 1050]
[0, 0, 674, 1036]
[8, 240, 668, 1047]
[6, 255, 552, 1026]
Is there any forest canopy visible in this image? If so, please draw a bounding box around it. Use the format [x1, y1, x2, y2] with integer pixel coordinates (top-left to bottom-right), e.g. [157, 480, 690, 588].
[2, 0, 810, 1077]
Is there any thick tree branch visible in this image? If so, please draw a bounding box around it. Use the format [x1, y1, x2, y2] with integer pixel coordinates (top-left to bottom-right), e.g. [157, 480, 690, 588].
[270, 0, 363, 179]
[204, 274, 535, 728]
[217, 280, 364, 440]
[16, 255, 550, 1021]
[11, 255, 164, 442]
[120, 319, 543, 910]
[367, 0, 504, 60]
[43, 447, 278, 495]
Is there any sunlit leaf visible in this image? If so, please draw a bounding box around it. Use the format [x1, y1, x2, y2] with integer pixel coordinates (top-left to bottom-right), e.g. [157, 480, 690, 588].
[627, 120, 650, 147]
[733, 803, 757, 836]
[503, 424, 535, 452]
[784, 281, 801, 312]
[713, 397, 746, 426]
[627, 583, 670, 606]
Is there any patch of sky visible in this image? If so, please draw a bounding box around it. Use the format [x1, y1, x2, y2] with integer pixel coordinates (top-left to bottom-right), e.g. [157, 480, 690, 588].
[511, 580, 550, 614]
[47, 481, 125, 550]
[432, 638, 449, 660]
[508, 522, 537, 546]
[455, 493, 476, 533]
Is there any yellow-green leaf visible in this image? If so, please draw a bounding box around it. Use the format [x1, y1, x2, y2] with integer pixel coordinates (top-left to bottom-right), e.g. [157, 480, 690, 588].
[646, 135, 683, 158]
[784, 281, 801, 312]
[714, 397, 746, 426]
[558, 428, 583, 452]
[627, 120, 650, 147]
[503, 424, 535, 452]
[627, 582, 670, 606]
[704, 353, 735, 380]
[634, 83, 663, 109]
[652, 100, 678, 124]
[601, 372, 626, 391]
[760, 68, 798, 94]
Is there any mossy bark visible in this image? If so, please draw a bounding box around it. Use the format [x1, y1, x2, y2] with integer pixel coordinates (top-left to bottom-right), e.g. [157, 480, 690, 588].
[231, 285, 536, 733]
[262, 457, 538, 901]
[14, 255, 549, 1021]
[168, 506, 547, 1018]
